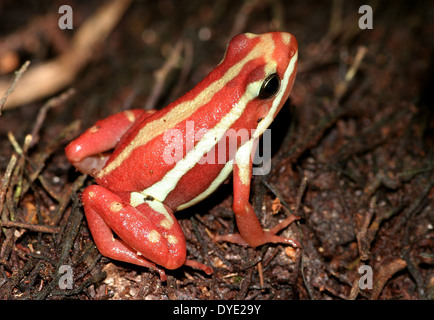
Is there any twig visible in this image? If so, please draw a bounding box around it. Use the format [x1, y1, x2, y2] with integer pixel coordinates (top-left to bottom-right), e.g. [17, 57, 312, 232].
[7, 133, 32, 209]
[145, 40, 184, 109]
[51, 174, 87, 225]
[334, 46, 368, 101]
[294, 177, 308, 215]
[30, 87, 76, 148]
[169, 39, 194, 102]
[0, 220, 60, 233]
[356, 196, 376, 261]
[300, 253, 314, 299]
[0, 154, 17, 217]
[237, 265, 254, 299]
[7, 132, 24, 155]
[262, 179, 291, 211]
[370, 258, 407, 300]
[21, 119, 81, 198]
[0, 60, 30, 115]
[257, 261, 264, 287]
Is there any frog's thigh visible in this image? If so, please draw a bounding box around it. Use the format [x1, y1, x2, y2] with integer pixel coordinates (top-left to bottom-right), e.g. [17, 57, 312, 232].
[82, 185, 186, 271]
[65, 109, 155, 173]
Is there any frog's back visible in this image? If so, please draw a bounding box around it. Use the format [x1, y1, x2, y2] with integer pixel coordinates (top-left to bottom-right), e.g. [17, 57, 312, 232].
[96, 32, 298, 208]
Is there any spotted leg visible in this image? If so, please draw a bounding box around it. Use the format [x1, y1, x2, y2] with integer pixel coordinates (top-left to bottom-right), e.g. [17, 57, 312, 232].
[82, 185, 212, 281]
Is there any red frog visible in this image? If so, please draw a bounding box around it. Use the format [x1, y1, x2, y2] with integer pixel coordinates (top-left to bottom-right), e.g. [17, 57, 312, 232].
[65, 32, 299, 280]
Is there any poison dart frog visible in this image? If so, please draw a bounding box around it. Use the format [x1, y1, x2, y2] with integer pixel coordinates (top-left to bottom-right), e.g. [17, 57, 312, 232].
[65, 32, 299, 280]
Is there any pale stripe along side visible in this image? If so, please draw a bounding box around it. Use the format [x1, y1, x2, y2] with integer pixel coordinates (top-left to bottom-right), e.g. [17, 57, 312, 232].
[97, 34, 269, 179]
[96, 33, 297, 211]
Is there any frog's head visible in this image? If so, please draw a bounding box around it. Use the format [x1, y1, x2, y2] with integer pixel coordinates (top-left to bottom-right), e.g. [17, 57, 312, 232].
[219, 32, 298, 138]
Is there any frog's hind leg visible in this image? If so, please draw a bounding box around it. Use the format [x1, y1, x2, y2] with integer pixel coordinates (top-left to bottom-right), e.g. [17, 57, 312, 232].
[65, 109, 156, 175]
[82, 185, 212, 280]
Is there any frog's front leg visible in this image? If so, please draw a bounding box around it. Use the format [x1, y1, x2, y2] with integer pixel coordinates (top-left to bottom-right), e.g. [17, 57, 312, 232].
[65, 109, 155, 175]
[215, 140, 300, 248]
[82, 185, 212, 281]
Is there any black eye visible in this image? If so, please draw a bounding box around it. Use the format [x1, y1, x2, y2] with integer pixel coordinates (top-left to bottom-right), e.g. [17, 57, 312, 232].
[258, 73, 280, 99]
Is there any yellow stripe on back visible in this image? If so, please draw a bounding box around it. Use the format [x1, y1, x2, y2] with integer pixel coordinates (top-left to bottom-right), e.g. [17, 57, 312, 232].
[98, 33, 276, 178]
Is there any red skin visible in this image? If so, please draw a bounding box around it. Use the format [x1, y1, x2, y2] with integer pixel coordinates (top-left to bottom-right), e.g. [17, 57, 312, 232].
[65, 32, 299, 280]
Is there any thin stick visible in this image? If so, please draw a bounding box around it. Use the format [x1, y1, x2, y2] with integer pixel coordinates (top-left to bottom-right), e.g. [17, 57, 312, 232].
[0, 60, 30, 115]
[0, 220, 60, 233]
[0, 154, 18, 216]
[257, 261, 264, 288]
[145, 40, 184, 109]
[7, 132, 23, 155]
[30, 87, 76, 147]
[334, 46, 368, 101]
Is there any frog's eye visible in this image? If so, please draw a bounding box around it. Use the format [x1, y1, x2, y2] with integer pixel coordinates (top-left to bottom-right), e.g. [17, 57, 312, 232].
[258, 73, 280, 99]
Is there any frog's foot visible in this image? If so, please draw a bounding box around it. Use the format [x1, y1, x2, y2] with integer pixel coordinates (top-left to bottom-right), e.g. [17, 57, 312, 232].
[92, 230, 168, 281]
[214, 214, 300, 248]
